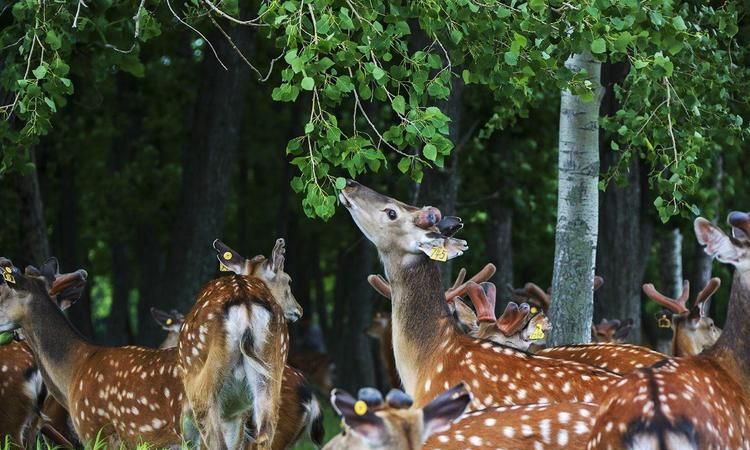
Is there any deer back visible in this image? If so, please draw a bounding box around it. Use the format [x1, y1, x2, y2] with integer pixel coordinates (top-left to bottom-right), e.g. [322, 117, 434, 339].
[425, 401, 599, 450]
[536, 343, 667, 375]
[179, 274, 288, 449]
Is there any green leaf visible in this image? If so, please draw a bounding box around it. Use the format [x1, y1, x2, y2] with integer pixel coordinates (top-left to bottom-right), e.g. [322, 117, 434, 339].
[304, 122, 314, 134]
[590, 38, 606, 54]
[32, 65, 47, 80]
[372, 67, 386, 81]
[397, 158, 410, 173]
[391, 95, 406, 115]
[671, 16, 687, 31]
[301, 77, 315, 91]
[504, 51, 518, 66]
[335, 177, 346, 190]
[45, 30, 61, 50]
[423, 144, 437, 161]
[43, 97, 56, 112]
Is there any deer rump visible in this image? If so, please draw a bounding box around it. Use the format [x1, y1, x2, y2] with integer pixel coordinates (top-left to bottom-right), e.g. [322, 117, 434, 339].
[181, 279, 286, 449]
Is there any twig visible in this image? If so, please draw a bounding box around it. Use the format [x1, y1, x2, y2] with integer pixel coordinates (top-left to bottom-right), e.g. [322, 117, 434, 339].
[209, 15, 262, 79]
[201, 0, 266, 26]
[72, 0, 87, 28]
[104, 0, 146, 54]
[165, 0, 228, 70]
[663, 77, 678, 162]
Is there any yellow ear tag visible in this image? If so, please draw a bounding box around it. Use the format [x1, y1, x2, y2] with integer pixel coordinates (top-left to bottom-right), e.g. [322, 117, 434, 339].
[354, 400, 368, 416]
[429, 247, 448, 262]
[658, 315, 672, 328]
[223, 252, 232, 260]
[219, 262, 231, 272]
[3, 273, 15, 284]
[529, 323, 545, 340]
[165, 319, 173, 326]
[3, 267, 11, 273]
[530, 306, 538, 315]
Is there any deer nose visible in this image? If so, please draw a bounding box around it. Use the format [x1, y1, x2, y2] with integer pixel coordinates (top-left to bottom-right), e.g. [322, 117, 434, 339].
[286, 310, 302, 323]
[346, 179, 359, 188]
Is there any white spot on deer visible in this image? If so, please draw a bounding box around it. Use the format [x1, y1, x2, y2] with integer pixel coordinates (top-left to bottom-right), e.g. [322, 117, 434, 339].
[424, 379, 431, 392]
[484, 418, 496, 427]
[468, 436, 483, 446]
[557, 430, 569, 446]
[521, 424, 533, 437]
[558, 412, 570, 424]
[575, 421, 589, 435]
[503, 426, 515, 438]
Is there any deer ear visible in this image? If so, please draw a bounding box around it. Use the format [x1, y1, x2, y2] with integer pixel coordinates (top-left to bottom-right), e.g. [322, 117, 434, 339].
[613, 318, 633, 341]
[417, 235, 467, 262]
[213, 239, 247, 274]
[694, 218, 740, 265]
[51, 269, 88, 310]
[331, 389, 386, 445]
[421, 383, 470, 439]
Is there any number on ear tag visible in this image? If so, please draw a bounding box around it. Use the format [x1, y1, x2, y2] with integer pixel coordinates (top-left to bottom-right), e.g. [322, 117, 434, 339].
[657, 315, 672, 328]
[219, 262, 231, 272]
[529, 323, 545, 340]
[429, 247, 448, 262]
[3, 273, 15, 284]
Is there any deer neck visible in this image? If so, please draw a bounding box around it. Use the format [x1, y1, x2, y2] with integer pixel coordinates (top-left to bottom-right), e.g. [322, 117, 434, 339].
[385, 255, 454, 394]
[160, 332, 180, 349]
[710, 269, 750, 379]
[20, 295, 93, 409]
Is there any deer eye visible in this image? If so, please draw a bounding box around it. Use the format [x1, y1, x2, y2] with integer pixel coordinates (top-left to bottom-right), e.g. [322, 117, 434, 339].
[384, 208, 397, 220]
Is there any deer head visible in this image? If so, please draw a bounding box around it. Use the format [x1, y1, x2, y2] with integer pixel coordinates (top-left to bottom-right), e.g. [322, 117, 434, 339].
[366, 311, 391, 340]
[339, 180, 467, 272]
[325, 384, 470, 450]
[643, 278, 722, 356]
[591, 318, 634, 343]
[213, 238, 303, 322]
[151, 307, 184, 334]
[0, 258, 87, 333]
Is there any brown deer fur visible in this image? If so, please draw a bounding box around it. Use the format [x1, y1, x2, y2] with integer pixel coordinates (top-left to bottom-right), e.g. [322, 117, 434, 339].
[153, 306, 324, 450]
[0, 341, 44, 446]
[339, 181, 620, 410]
[587, 214, 750, 449]
[536, 343, 666, 375]
[424, 401, 600, 450]
[179, 275, 287, 450]
[0, 259, 186, 447]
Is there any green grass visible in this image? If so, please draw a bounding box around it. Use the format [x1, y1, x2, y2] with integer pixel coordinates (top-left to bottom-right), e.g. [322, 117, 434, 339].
[2, 406, 342, 450]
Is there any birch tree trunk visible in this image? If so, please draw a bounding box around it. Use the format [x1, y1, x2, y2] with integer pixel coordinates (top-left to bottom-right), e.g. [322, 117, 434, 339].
[549, 52, 602, 346]
[660, 228, 684, 298]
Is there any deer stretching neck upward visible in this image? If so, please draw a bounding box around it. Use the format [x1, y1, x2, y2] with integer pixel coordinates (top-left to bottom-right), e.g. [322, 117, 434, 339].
[340, 180, 620, 410]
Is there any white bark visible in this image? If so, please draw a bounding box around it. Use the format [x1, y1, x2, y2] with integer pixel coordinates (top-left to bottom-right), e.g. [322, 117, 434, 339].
[549, 52, 602, 346]
[660, 228, 684, 298]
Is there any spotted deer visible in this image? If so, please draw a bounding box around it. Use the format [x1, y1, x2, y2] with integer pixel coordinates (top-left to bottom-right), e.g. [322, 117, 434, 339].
[587, 213, 750, 450]
[367, 264, 496, 390]
[591, 318, 634, 343]
[152, 304, 325, 450]
[425, 401, 600, 450]
[323, 384, 471, 450]
[0, 257, 187, 448]
[340, 180, 620, 410]
[528, 279, 666, 375]
[643, 278, 722, 357]
[179, 239, 298, 449]
[0, 338, 44, 447]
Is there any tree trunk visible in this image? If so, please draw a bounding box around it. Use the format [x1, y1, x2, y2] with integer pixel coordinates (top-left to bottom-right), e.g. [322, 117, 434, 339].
[15, 149, 50, 264]
[594, 62, 652, 344]
[660, 228, 684, 298]
[331, 238, 377, 392]
[486, 203, 513, 291]
[138, 16, 256, 345]
[56, 158, 94, 337]
[548, 52, 602, 346]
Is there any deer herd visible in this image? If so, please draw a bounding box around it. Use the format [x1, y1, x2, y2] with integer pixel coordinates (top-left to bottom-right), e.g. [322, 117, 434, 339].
[0, 180, 748, 449]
